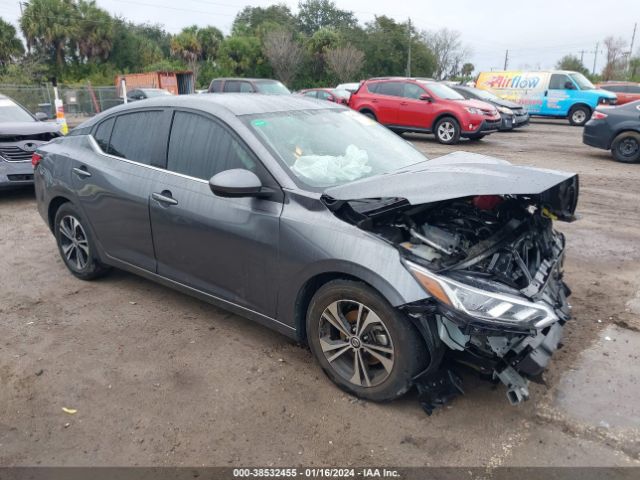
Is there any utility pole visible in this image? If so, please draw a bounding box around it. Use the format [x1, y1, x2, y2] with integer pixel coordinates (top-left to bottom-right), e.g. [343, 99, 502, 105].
[628, 22, 637, 78]
[503, 49, 509, 70]
[592, 42, 599, 76]
[579, 49, 586, 64]
[406, 18, 412, 77]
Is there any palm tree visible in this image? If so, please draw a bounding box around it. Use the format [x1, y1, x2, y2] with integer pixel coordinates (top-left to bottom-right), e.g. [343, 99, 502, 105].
[20, 0, 77, 73]
[170, 28, 202, 82]
[74, 0, 114, 62]
[0, 17, 25, 67]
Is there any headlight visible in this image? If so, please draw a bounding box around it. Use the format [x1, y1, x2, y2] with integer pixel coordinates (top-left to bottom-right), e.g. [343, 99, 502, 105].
[405, 260, 558, 328]
[465, 107, 482, 115]
[497, 107, 514, 115]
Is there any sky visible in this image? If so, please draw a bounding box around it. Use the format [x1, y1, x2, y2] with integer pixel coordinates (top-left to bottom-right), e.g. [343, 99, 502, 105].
[1, 0, 639, 74]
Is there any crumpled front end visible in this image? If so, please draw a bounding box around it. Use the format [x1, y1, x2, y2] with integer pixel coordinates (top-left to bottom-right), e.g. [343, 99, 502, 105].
[323, 169, 578, 411]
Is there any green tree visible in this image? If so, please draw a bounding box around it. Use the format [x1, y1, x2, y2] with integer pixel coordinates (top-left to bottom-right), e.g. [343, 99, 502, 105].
[232, 4, 296, 36]
[20, 0, 77, 74]
[361, 16, 435, 78]
[555, 54, 589, 75]
[74, 1, 114, 62]
[218, 36, 267, 77]
[0, 18, 25, 67]
[171, 27, 202, 81]
[461, 62, 474, 78]
[297, 0, 357, 35]
[196, 26, 224, 62]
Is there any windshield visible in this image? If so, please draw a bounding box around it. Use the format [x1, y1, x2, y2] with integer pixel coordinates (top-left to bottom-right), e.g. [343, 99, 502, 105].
[0, 98, 35, 122]
[421, 83, 465, 100]
[256, 81, 291, 95]
[472, 89, 499, 101]
[569, 73, 595, 90]
[246, 109, 428, 188]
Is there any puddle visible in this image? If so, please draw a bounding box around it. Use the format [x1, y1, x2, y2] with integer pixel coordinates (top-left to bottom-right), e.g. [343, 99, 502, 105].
[555, 325, 640, 429]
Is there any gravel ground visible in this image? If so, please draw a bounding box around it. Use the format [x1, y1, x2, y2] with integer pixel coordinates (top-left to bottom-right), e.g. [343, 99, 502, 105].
[1, 120, 639, 468]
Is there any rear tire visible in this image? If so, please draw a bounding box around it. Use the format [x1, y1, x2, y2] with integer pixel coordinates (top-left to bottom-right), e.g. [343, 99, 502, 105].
[307, 280, 428, 402]
[611, 131, 640, 163]
[360, 110, 377, 122]
[434, 117, 461, 144]
[568, 105, 591, 126]
[54, 203, 110, 280]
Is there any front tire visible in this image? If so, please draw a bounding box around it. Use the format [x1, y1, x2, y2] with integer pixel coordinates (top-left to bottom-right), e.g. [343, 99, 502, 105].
[434, 117, 461, 144]
[54, 203, 110, 280]
[611, 131, 640, 163]
[360, 110, 377, 122]
[307, 280, 428, 402]
[568, 105, 591, 126]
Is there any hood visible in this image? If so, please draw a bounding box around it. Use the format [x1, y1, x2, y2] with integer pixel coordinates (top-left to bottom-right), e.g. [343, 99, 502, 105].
[587, 88, 617, 99]
[323, 152, 579, 220]
[489, 97, 523, 110]
[460, 99, 497, 113]
[0, 121, 61, 137]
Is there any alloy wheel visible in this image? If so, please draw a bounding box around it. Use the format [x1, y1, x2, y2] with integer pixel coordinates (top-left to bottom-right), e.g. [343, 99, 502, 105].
[437, 121, 455, 142]
[318, 300, 395, 388]
[59, 215, 90, 270]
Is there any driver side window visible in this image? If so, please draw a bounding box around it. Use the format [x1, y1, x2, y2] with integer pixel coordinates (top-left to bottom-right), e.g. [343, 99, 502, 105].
[165, 111, 279, 189]
[549, 74, 572, 90]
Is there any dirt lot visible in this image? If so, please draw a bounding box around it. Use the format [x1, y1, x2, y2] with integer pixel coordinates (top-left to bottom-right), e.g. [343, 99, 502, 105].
[1, 120, 639, 468]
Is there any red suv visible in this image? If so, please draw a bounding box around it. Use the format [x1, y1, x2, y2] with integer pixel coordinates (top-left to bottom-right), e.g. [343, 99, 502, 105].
[349, 77, 502, 144]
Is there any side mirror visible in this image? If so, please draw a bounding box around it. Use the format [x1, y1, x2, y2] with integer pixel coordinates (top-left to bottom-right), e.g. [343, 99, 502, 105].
[35, 112, 48, 121]
[419, 94, 433, 102]
[209, 169, 271, 198]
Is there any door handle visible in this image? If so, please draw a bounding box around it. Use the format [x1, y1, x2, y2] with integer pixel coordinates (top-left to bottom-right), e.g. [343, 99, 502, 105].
[400, 101, 408, 106]
[72, 166, 91, 178]
[152, 191, 178, 206]
[544, 90, 548, 97]
[371, 99, 378, 103]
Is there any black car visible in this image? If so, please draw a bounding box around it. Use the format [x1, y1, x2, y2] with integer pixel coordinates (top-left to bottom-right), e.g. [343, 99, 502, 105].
[208, 78, 290, 95]
[583, 100, 640, 163]
[33, 94, 578, 410]
[451, 85, 530, 131]
[0, 94, 61, 188]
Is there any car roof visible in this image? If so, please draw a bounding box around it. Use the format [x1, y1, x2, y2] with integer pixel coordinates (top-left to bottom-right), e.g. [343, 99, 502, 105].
[82, 93, 339, 127]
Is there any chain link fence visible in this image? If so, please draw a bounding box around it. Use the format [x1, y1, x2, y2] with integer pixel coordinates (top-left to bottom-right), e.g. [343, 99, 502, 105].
[0, 84, 123, 124]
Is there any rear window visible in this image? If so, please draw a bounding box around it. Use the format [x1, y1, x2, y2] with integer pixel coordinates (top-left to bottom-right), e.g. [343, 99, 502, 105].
[93, 117, 114, 151]
[107, 111, 164, 164]
[223, 81, 253, 93]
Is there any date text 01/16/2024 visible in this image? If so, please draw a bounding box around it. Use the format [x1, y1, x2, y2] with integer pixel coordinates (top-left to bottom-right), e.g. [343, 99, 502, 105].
[232, 468, 400, 478]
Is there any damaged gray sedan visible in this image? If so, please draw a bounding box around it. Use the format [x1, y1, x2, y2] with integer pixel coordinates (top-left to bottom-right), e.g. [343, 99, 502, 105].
[33, 95, 577, 412]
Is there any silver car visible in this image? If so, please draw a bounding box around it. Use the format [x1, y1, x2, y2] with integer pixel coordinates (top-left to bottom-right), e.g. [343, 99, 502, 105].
[0, 94, 61, 188]
[34, 94, 578, 412]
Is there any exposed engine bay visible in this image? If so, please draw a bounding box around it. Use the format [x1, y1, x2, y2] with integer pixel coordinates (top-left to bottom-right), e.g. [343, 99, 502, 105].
[323, 177, 578, 413]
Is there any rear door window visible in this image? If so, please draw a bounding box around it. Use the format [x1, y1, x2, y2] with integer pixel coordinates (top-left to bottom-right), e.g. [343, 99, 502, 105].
[377, 82, 404, 97]
[317, 91, 332, 100]
[93, 117, 115, 152]
[403, 83, 425, 99]
[166, 111, 258, 180]
[303, 91, 317, 98]
[108, 111, 164, 164]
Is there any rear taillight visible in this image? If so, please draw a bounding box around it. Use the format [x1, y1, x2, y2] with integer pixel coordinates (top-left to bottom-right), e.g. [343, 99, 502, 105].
[31, 152, 43, 168]
[591, 111, 608, 120]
